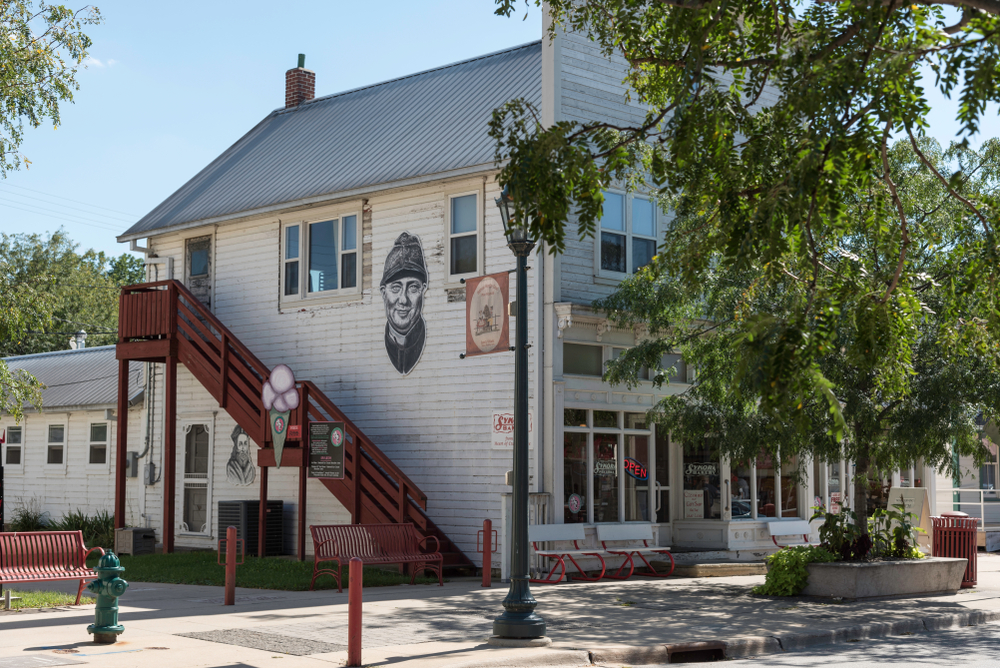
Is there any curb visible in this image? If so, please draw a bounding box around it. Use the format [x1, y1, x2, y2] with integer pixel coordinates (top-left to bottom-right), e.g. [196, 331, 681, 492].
[449, 649, 591, 668]
[588, 610, 1000, 665]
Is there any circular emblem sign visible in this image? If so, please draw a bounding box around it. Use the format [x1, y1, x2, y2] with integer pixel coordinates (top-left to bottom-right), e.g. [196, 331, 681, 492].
[469, 276, 505, 354]
[568, 493, 583, 514]
[273, 416, 286, 434]
[330, 427, 345, 448]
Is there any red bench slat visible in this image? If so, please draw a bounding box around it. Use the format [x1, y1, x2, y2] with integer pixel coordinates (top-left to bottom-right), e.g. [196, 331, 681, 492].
[0, 531, 105, 605]
[309, 523, 443, 592]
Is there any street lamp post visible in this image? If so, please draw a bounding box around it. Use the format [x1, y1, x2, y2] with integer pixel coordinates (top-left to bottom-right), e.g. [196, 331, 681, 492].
[493, 187, 546, 640]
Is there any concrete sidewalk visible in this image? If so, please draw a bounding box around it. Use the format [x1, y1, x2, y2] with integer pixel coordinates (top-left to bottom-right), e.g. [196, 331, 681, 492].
[3, 554, 1000, 667]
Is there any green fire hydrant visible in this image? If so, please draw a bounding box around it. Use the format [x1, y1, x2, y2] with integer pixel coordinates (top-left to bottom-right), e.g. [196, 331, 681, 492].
[86, 551, 129, 644]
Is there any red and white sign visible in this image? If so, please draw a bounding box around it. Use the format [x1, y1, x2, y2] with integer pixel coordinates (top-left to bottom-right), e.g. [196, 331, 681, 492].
[491, 412, 533, 450]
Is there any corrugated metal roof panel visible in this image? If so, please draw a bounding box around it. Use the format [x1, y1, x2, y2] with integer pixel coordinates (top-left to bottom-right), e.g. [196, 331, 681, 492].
[121, 41, 542, 239]
[3, 346, 143, 411]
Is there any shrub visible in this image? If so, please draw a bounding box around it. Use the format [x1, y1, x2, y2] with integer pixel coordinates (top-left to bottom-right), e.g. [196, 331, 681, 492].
[753, 545, 837, 596]
[49, 509, 115, 550]
[7, 497, 49, 531]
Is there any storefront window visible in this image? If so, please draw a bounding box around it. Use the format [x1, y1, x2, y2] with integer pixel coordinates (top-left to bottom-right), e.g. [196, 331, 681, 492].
[682, 440, 721, 519]
[731, 461, 753, 519]
[564, 433, 587, 523]
[756, 452, 777, 517]
[594, 434, 620, 522]
[779, 459, 800, 518]
[562, 409, 657, 524]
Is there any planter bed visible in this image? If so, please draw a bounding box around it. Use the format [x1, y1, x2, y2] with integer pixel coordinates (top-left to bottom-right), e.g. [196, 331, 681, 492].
[801, 556, 967, 600]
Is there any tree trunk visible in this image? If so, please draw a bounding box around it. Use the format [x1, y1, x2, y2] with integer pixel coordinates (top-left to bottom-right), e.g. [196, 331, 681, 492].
[854, 453, 870, 535]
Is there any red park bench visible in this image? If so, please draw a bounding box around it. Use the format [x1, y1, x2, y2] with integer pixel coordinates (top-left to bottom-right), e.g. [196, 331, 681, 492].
[309, 523, 443, 592]
[0, 530, 106, 605]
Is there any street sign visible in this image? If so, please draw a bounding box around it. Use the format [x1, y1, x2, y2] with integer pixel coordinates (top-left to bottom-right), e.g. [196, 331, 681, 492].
[308, 421, 345, 479]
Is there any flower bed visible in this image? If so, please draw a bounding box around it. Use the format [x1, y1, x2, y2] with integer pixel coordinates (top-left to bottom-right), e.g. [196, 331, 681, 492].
[801, 557, 967, 599]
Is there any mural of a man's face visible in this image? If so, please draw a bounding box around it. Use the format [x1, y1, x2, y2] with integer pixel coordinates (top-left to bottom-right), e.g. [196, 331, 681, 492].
[236, 433, 250, 460]
[381, 276, 426, 333]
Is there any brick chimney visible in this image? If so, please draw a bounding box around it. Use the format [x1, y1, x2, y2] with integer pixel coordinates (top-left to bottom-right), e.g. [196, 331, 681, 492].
[285, 54, 315, 108]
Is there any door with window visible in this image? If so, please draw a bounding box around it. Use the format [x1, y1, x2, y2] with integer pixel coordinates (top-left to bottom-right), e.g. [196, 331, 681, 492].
[181, 423, 211, 534]
[185, 236, 212, 307]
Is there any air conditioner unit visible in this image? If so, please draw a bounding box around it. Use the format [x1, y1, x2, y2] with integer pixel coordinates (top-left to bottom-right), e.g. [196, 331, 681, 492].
[217, 500, 284, 557]
[115, 527, 156, 555]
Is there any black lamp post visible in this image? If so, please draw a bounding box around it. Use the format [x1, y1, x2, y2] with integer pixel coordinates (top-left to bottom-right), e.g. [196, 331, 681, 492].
[493, 186, 546, 640]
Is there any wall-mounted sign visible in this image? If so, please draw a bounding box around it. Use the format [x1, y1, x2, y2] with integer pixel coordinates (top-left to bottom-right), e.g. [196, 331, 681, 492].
[308, 421, 345, 480]
[491, 412, 533, 449]
[624, 458, 648, 481]
[465, 272, 509, 357]
[683, 489, 705, 519]
[261, 364, 299, 468]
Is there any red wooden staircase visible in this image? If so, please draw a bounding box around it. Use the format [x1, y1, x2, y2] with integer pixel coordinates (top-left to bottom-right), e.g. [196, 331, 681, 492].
[115, 280, 471, 568]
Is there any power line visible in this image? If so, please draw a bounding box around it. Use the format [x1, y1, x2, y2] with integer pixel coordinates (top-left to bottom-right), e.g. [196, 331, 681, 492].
[0, 195, 124, 231]
[0, 183, 140, 219]
[0, 201, 124, 234]
[0, 189, 134, 225]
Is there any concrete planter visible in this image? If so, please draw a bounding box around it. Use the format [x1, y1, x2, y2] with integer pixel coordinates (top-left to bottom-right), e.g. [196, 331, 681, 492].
[801, 557, 967, 600]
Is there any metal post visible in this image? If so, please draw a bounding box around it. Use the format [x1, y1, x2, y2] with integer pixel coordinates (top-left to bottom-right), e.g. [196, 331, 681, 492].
[225, 526, 237, 605]
[114, 359, 129, 529]
[482, 519, 492, 588]
[493, 239, 545, 639]
[348, 556, 363, 666]
[163, 355, 177, 554]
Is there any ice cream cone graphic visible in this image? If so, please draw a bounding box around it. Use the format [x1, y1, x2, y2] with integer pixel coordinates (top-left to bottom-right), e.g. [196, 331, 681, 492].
[262, 364, 298, 469]
[269, 408, 291, 468]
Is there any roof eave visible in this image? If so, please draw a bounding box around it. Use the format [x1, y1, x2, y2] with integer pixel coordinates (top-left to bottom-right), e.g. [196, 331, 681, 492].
[117, 161, 501, 244]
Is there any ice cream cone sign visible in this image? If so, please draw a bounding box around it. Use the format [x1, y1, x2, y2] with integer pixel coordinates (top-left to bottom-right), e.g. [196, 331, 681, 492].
[261, 364, 298, 468]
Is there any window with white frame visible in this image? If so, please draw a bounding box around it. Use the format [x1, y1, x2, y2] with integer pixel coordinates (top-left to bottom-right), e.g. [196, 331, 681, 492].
[282, 214, 359, 299]
[598, 191, 658, 276]
[181, 424, 211, 533]
[447, 193, 479, 278]
[5, 426, 22, 465]
[563, 409, 655, 524]
[89, 423, 108, 465]
[47, 424, 65, 465]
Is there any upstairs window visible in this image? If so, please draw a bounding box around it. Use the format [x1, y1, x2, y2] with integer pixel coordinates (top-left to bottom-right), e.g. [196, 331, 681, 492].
[5, 426, 22, 466]
[283, 214, 360, 300]
[447, 192, 480, 279]
[598, 191, 658, 277]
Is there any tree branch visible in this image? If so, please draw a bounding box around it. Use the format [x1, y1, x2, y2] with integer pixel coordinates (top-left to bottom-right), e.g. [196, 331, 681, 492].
[878, 124, 911, 305]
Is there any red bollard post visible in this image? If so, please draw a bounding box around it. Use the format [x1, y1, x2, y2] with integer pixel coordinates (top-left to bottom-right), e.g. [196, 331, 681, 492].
[482, 519, 492, 588]
[348, 557, 363, 667]
[225, 525, 237, 606]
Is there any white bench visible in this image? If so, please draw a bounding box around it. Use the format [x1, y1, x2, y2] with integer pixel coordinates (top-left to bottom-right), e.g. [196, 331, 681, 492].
[767, 520, 814, 547]
[596, 524, 675, 579]
[528, 524, 606, 584]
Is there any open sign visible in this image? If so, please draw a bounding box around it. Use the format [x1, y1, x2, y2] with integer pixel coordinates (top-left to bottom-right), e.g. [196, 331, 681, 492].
[624, 457, 648, 481]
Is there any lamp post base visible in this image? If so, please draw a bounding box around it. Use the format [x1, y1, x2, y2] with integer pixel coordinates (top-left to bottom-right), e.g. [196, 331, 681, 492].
[492, 612, 547, 639]
[488, 635, 552, 648]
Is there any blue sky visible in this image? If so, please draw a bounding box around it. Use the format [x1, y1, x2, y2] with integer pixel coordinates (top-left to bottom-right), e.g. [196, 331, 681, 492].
[0, 1, 994, 260]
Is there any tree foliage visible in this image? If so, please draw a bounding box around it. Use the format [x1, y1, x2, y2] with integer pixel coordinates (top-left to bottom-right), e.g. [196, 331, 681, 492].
[0, 1, 101, 174]
[598, 138, 1000, 528]
[492, 0, 1000, 458]
[1, 230, 142, 358]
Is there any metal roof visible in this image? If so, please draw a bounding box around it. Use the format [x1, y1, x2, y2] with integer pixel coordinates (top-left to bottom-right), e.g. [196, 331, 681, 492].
[2, 346, 143, 411]
[120, 40, 542, 241]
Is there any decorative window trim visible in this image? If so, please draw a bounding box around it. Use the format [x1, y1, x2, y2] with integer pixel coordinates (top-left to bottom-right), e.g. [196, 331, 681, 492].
[444, 189, 484, 286]
[178, 418, 214, 537]
[594, 190, 659, 280]
[280, 210, 363, 306]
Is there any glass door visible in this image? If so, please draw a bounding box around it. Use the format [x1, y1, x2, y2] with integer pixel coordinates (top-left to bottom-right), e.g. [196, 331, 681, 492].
[654, 431, 670, 523]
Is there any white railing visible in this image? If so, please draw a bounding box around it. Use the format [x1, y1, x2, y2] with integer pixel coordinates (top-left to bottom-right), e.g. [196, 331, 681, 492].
[934, 488, 1000, 530]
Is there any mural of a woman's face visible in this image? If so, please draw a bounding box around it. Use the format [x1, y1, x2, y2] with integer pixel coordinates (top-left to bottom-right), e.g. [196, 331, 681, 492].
[381, 276, 426, 333]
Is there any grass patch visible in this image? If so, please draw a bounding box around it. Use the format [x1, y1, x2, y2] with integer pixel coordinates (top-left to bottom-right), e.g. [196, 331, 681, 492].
[1, 590, 92, 610]
[115, 551, 439, 591]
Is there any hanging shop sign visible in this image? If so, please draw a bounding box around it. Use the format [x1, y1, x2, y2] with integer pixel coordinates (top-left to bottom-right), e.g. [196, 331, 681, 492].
[465, 272, 509, 357]
[624, 458, 648, 481]
[261, 364, 299, 468]
[491, 411, 533, 449]
[308, 421, 345, 480]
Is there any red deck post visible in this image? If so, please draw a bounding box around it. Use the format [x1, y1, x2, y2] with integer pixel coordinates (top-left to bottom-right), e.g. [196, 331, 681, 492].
[348, 556, 363, 667]
[225, 525, 237, 605]
[163, 355, 177, 554]
[114, 359, 129, 529]
[258, 466, 268, 558]
[298, 449, 307, 562]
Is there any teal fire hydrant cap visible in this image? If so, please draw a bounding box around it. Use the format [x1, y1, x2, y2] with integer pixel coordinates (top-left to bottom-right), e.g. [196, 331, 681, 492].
[97, 552, 124, 572]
